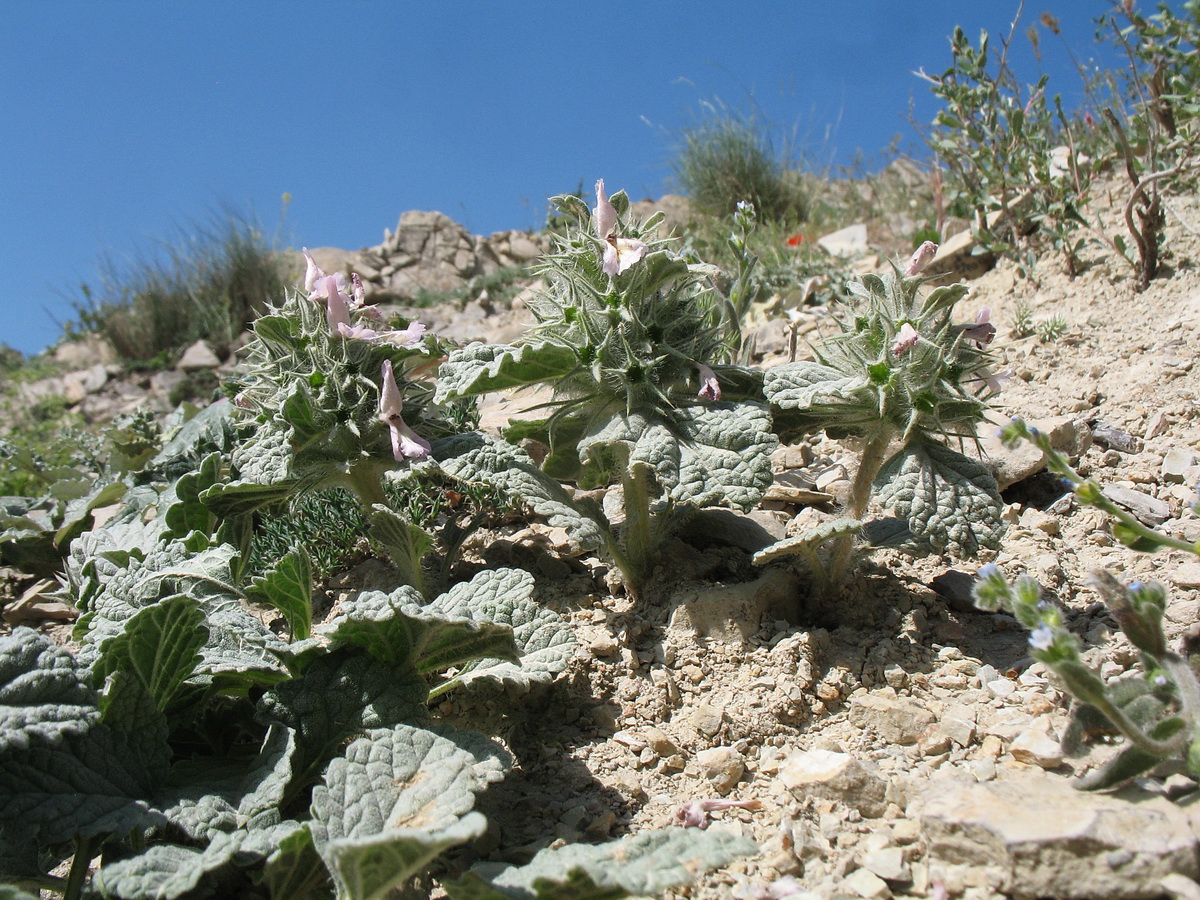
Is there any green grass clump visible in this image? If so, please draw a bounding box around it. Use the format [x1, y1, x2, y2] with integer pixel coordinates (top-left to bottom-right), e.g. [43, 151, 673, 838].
[671, 100, 810, 222]
[69, 209, 288, 365]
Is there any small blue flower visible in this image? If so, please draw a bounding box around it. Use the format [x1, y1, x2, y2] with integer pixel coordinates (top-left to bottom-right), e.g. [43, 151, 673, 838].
[978, 563, 1000, 579]
[1154, 674, 1169, 688]
[1029, 624, 1055, 651]
[1129, 581, 1144, 592]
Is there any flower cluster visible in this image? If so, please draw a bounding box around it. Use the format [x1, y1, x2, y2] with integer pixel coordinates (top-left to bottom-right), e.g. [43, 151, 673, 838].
[303, 248, 427, 347]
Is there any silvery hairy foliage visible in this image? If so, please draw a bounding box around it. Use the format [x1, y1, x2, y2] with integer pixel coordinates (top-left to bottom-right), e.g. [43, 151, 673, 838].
[435, 182, 777, 595]
[756, 246, 1005, 600]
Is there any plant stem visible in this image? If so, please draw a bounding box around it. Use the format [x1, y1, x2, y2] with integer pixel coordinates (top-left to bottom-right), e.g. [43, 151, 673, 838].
[827, 429, 894, 591]
[618, 462, 659, 598]
[64, 835, 97, 900]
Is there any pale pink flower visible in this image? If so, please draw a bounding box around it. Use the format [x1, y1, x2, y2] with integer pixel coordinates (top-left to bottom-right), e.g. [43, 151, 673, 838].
[321, 275, 353, 335]
[892, 322, 921, 356]
[337, 322, 381, 341]
[308, 269, 349, 305]
[696, 363, 721, 401]
[970, 366, 1009, 395]
[384, 321, 427, 346]
[594, 179, 617, 242]
[603, 237, 648, 275]
[675, 798, 762, 829]
[302, 247, 323, 293]
[351, 272, 366, 307]
[594, 178, 648, 275]
[904, 240, 939, 277]
[378, 360, 431, 460]
[957, 307, 996, 347]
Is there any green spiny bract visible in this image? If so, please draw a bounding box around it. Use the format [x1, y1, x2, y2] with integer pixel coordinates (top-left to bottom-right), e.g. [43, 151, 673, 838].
[521, 189, 746, 444]
[436, 185, 776, 594]
[758, 263, 1004, 599]
[226, 292, 439, 499]
[209, 289, 470, 597]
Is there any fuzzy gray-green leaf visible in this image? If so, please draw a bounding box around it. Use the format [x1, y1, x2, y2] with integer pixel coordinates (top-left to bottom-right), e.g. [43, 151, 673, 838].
[324, 585, 521, 676]
[0, 628, 97, 745]
[310, 724, 509, 899]
[92, 594, 207, 712]
[452, 827, 757, 899]
[257, 650, 430, 792]
[428, 569, 576, 690]
[434, 432, 607, 554]
[874, 440, 1005, 556]
[752, 518, 864, 566]
[580, 406, 777, 512]
[435, 342, 579, 402]
[248, 547, 314, 640]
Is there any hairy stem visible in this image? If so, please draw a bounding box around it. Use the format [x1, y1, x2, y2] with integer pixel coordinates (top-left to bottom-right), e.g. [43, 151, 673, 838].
[827, 429, 894, 590]
[618, 463, 659, 598]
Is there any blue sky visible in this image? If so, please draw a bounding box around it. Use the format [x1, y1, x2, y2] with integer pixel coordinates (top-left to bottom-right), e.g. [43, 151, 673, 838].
[3, 2, 1131, 356]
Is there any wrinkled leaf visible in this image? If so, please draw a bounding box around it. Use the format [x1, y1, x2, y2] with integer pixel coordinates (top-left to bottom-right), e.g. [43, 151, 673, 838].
[326, 584, 521, 676]
[92, 594, 207, 712]
[449, 827, 757, 899]
[874, 440, 1005, 556]
[311, 724, 510, 900]
[752, 519, 863, 566]
[428, 568, 576, 691]
[247, 547, 314, 640]
[435, 342, 579, 401]
[434, 432, 608, 554]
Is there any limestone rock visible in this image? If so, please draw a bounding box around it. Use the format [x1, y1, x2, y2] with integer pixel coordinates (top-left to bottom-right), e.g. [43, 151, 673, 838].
[817, 223, 869, 257]
[778, 749, 888, 818]
[695, 746, 745, 793]
[667, 567, 802, 644]
[848, 693, 935, 745]
[920, 774, 1200, 898]
[53, 335, 117, 367]
[1008, 716, 1064, 768]
[973, 415, 1092, 490]
[177, 340, 221, 371]
[1104, 485, 1171, 526]
[61, 363, 109, 402]
[1162, 449, 1199, 484]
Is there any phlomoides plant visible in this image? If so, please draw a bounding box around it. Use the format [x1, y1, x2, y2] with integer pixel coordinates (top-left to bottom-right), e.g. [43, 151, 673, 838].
[754, 244, 1006, 603]
[974, 417, 1200, 790]
[0, 259, 756, 899]
[205, 257, 490, 599]
[434, 181, 778, 596]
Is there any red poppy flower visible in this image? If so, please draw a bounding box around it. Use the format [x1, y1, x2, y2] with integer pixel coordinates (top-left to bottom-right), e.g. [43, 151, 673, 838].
[786, 234, 804, 247]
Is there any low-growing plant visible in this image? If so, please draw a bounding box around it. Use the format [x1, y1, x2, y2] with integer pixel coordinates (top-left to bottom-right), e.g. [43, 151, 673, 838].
[755, 244, 1006, 604]
[0, 246, 756, 899]
[973, 417, 1200, 789]
[207, 256, 490, 599]
[1096, 1, 1200, 290]
[671, 98, 811, 221]
[1010, 300, 1070, 343]
[922, 22, 1095, 278]
[68, 208, 289, 363]
[434, 181, 778, 596]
